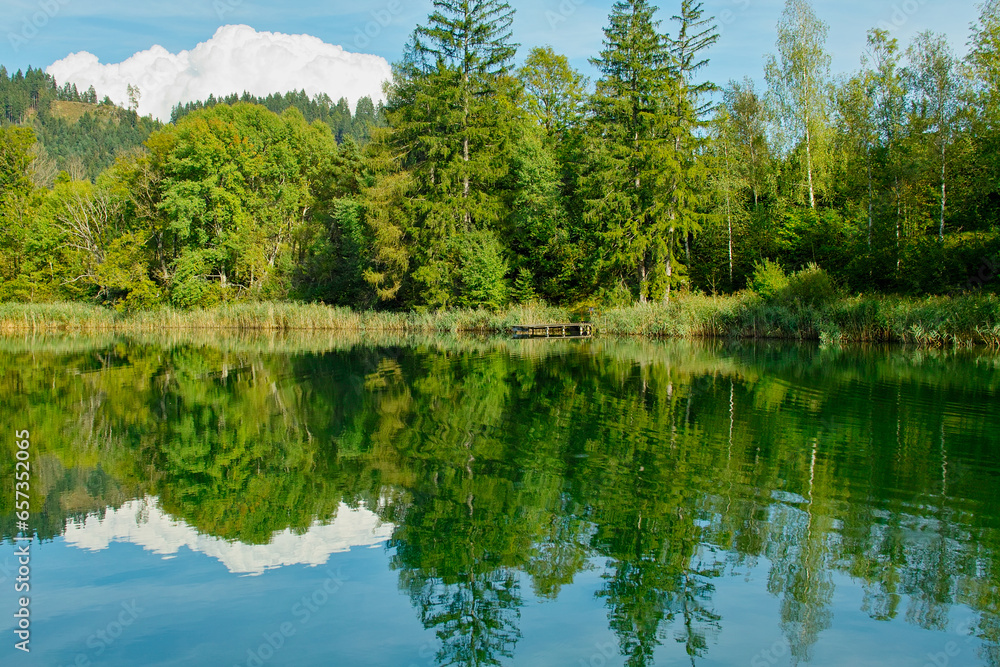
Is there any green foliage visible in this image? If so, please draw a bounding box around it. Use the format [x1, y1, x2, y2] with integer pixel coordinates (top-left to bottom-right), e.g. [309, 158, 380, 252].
[518, 47, 588, 136]
[507, 125, 578, 301]
[784, 262, 838, 305]
[2, 333, 1000, 661]
[750, 259, 789, 300]
[764, 0, 832, 209]
[0, 125, 35, 194]
[511, 267, 538, 304]
[4, 2, 1000, 314]
[170, 250, 217, 308]
[170, 90, 385, 145]
[371, 0, 521, 309]
[750, 259, 837, 306]
[585, 0, 683, 302]
[455, 230, 509, 310]
[97, 232, 163, 312]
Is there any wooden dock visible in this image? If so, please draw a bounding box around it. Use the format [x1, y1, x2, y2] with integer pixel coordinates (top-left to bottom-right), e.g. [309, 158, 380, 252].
[511, 323, 593, 339]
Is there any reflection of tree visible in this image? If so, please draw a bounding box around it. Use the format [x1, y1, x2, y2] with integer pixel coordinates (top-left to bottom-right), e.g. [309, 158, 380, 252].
[1, 336, 1000, 664]
[593, 494, 722, 667]
[578, 371, 725, 667]
[765, 441, 835, 664]
[386, 467, 529, 666]
[401, 569, 522, 666]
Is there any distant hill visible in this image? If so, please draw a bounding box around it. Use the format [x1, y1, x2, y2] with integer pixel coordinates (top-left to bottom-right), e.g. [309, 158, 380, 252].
[1, 65, 384, 184]
[1, 65, 161, 183]
[169, 89, 386, 145]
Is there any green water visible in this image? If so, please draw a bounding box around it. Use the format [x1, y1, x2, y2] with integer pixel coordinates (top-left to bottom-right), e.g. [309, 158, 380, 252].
[1, 333, 998, 666]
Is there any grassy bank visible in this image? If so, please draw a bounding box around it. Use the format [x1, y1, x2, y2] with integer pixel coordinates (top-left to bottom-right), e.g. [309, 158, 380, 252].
[0, 301, 570, 334]
[1, 294, 999, 347]
[596, 293, 1000, 347]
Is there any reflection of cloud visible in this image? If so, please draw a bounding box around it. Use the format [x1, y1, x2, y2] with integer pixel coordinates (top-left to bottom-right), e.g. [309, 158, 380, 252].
[63, 497, 393, 576]
[45, 24, 392, 122]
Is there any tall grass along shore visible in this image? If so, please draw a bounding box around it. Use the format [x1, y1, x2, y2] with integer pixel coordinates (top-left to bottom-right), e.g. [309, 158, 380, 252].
[2, 293, 999, 347]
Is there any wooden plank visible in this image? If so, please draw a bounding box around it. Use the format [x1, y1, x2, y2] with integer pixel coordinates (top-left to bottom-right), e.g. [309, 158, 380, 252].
[511, 322, 594, 338]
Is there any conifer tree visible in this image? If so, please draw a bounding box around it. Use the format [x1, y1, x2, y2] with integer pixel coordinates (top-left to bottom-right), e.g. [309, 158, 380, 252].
[665, 0, 717, 292]
[587, 0, 697, 301]
[372, 0, 520, 307]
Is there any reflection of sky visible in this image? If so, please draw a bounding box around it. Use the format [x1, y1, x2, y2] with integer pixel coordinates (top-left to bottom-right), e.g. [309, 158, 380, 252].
[0, 536, 988, 666]
[62, 497, 394, 576]
[0, 537, 432, 666]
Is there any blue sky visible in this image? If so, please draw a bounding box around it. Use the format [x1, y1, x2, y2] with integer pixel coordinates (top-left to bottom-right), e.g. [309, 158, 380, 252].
[0, 0, 981, 91]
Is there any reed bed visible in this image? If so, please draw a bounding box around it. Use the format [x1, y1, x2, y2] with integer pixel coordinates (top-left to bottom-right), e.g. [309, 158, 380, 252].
[1, 295, 997, 347]
[592, 293, 1000, 347]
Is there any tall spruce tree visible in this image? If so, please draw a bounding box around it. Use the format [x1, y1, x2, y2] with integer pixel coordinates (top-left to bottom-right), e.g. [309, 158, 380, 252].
[587, 0, 710, 302]
[666, 0, 717, 288]
[373, 0, 519, 308]
[586, 0, 674, 302]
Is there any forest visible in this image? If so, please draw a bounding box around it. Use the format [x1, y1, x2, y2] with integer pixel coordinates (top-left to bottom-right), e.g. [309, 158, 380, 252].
[1, 0, 999, 315]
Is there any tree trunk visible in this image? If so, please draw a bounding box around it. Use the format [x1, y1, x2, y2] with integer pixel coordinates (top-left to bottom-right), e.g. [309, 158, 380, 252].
[867, 153, 873, 250]
[726, 192, 733, 284]
[462, 45, 471, 227]
[637, 257, 647, 304]
[663, 230, 674, 302]
[895, 175, 903, 272]
[939, 142, 946, 242]
[724, 142, 733, 283]
[805, 123, 816, 209]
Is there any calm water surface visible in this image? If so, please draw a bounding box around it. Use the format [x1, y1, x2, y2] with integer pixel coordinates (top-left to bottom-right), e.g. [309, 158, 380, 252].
[0, 333, 998, 666]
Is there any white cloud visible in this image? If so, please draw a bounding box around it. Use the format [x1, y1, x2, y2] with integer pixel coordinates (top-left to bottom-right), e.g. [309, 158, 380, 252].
[45, 24, 392, 122]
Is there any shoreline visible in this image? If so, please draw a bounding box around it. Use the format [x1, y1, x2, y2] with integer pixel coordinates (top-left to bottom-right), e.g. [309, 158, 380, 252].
[1, 293, 998, 347]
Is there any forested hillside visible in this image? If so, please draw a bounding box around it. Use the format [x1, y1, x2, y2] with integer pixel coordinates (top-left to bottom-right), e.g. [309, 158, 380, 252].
[0, 68, 382, 183]
[170, 90, 385, 144]
[0, 66, 162, 182]
[1, 0, 999, 313]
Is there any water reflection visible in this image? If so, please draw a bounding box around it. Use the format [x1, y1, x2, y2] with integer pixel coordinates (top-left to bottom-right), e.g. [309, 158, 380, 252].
[1, 333, 999, 665]
[64, 497, 392, 576]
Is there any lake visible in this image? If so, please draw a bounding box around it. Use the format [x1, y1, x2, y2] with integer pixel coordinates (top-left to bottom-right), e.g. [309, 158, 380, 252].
[1, 332, 998, 666]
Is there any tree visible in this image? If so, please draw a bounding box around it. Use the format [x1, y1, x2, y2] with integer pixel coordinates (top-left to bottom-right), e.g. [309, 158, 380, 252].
[516, 47, 591, 301]
[667, 0, 718, 117]
[864, 29, 907, 269]
[723, 79, 772, 208]
[0, 125, 35, 196]
[517, 46, 588, 138]
[507, 124, 575, 301]
[361, 131, 414, 303]
[586, 0, 681, 302]
[411, 0, 517, 214]
[707, 104, 748, 285]
[145, 104, 320, 304]
[765, 0, 832, 209]
[665, 0, 718, 279]
[832, 72, 877, 249]
[372, 0, 520, 308]
[965, 1, 1000, 231]
[0, 127, 44, 298]
[126, 84, 141, 113]
[906, 32, 962, 242]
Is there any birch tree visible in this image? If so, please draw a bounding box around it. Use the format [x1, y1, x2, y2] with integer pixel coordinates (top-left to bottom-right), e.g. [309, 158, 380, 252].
[906, 32, 961, 241]
[765, 0, 831, 209]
